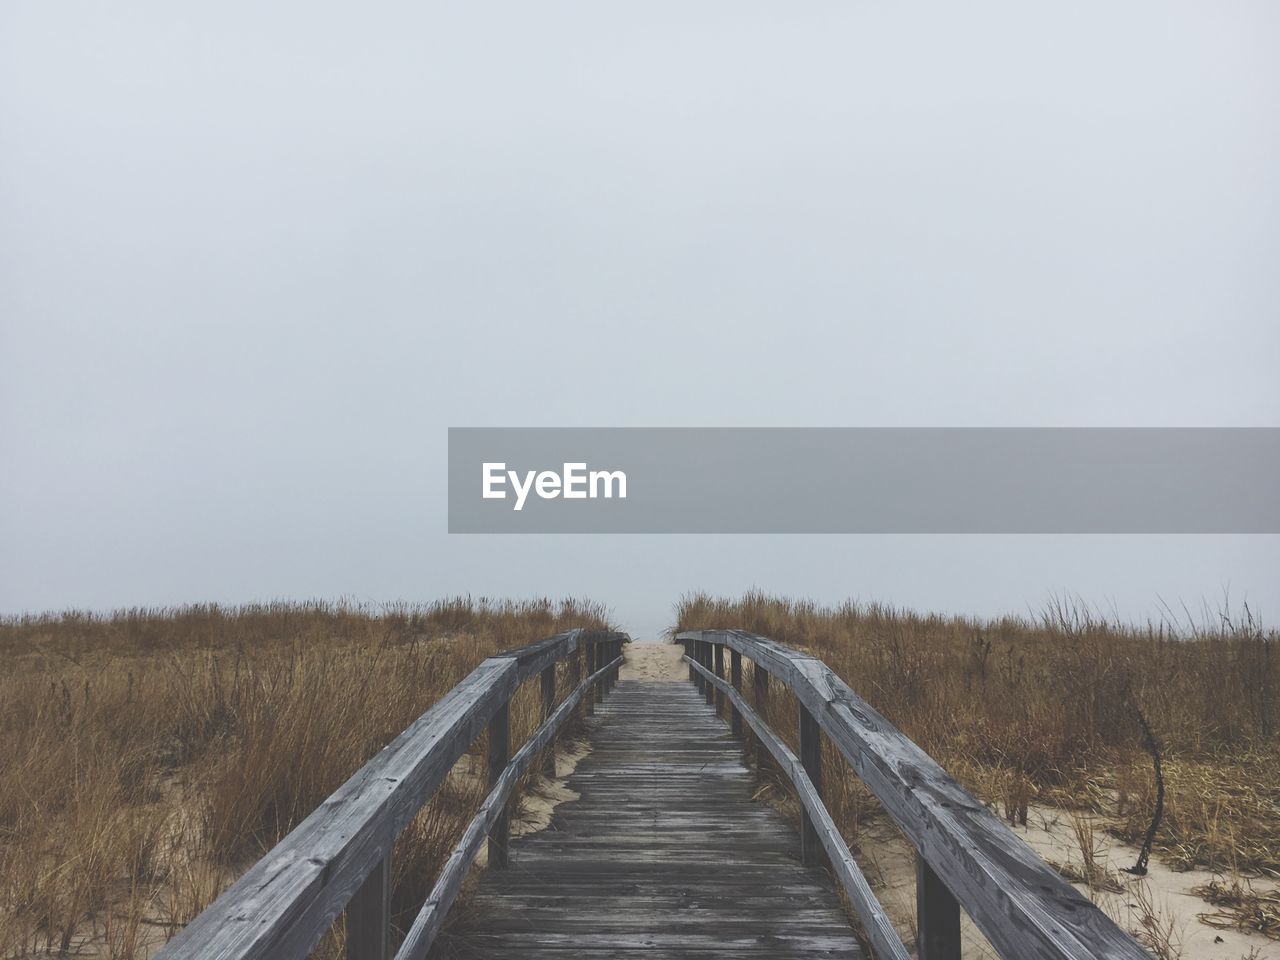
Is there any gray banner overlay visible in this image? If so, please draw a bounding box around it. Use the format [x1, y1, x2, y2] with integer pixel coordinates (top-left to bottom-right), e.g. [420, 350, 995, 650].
[448, 428, 1280, 533]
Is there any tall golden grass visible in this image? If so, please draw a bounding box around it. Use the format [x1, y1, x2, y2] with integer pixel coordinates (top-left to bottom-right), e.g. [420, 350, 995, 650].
[674, 592, 1280, 877]
[0, 598, 610, 958]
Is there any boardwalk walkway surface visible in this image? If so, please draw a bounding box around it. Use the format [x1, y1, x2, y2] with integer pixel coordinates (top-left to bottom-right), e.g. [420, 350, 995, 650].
[161, 633, 1149, 960]
[441, 679, 866, 959]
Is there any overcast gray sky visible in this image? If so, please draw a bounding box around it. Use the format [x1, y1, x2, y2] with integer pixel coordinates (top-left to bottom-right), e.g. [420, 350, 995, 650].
[2, 2, 1277, 641]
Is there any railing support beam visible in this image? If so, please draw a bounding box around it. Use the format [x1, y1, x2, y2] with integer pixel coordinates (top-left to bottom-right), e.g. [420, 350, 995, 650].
[608, 639, 621, 690]
[729, 648, 742, 736]
[753, 661, 770, 771]
[798, 702, 822, 867]
[345, 853, 389, 960]
[540, 662, 557, 779]
[713, 643, 726, 717]
[917, 855, 961, 960]
[682, 650, 912, 960]
[487, 701, 511, 869]
[700, 641, 714, 706]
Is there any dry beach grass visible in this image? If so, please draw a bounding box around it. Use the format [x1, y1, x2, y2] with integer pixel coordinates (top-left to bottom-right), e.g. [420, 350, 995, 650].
[0, 598, 610, 958]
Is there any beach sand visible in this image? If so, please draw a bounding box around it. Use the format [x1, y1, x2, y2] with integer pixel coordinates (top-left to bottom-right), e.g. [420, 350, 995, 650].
[618, 640, 688, 682]
[855, 804, 1277, 959]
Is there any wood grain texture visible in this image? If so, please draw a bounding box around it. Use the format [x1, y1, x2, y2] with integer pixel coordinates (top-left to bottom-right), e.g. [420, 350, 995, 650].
[798, 700, 823, 868]
[685, 654, 910, 960]
[438, 680, 866, 960]
[487, 701, 511, 869]
[346, 853, 390, 960]
[729, 648, 743, 736]
[917, 855, 961, 960]
[677, 630, 1149, 960]
[540, 663, 558, 779]
[504, 629, 630, 686]
[396, 654, 624, 960]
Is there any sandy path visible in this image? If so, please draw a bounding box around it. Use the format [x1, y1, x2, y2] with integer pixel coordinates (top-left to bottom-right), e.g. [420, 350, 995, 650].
[618, 641, 687, 682]
[510, 740, 591, 838]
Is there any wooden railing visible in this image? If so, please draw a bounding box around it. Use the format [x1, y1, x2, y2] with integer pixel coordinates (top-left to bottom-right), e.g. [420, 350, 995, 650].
[156, 628, 628, 960]
[675, 629, 1149, 960]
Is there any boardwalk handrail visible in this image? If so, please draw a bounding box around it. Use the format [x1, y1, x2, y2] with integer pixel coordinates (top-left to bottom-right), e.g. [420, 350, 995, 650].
[395, 646, 623, 960]
[684, 652, 911, 960]
[676, 629, 1149, 960]
[157, 628, 628, 960]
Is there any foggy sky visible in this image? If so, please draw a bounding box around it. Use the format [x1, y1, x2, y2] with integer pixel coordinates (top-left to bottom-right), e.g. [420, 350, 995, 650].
[2, 2, 1277, 641]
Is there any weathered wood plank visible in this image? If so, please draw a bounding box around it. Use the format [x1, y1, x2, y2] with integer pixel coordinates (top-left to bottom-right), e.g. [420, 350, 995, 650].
[685, 654, 910, 960]
[345, 853, 390, 960]
[713, 643, 725, 716]
[158, 631, 627, 960]
[798, 698, 822, 868]
[540, 661, 557, 779]
[444, 680, 866, 960]
[586, 642, 598, 712]
[917, 854, 961, 960]
[395, 653, 624, 960]
[678, 630, 1149, 960]
[500, 630, 580, 683]
[486, 700, 511, 869]
[156, 657, 520, 960]
[502, 629, 629, 685]
[729, 648, 743, 736]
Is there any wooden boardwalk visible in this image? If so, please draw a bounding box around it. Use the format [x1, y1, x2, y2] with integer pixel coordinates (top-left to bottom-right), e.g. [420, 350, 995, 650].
[441, 680, 866, 959]
[161, 630, 1148, 960]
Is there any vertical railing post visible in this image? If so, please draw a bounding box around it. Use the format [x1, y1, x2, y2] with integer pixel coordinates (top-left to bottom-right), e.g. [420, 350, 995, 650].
[701, 641, 714, 706]
[572, 645, 584, 719]
[798, 702, 822, 866]
[487, 700, 511, 869]
[917, 856, 961, 960]
[594, 639, 605, 704]
[541, 661, 557, 779]
[346, 854, 390, 960]
[753, 658, 769, 704]
[729, 648, 742, 736]
[584, 642, 596, 715]
[685, 638, 696, 683]
[753, 660, 770, 771]
[713, 643, 725, 717]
